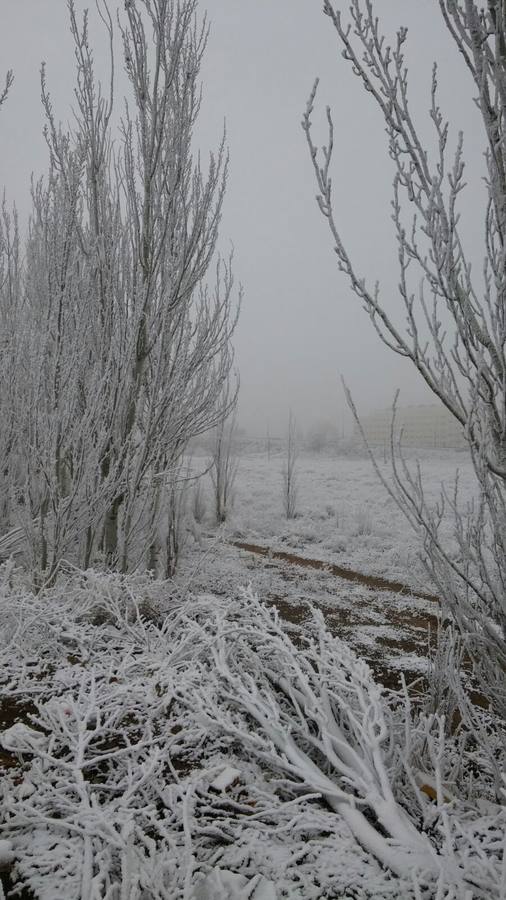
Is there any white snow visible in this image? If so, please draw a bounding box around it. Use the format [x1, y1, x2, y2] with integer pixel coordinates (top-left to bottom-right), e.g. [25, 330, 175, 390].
[0, 449, 503, 899]
[0, 723, 47, 752]
[213, 448, 475, 589]
[195, 869, 277, 900]
[209, 765, 242, 791]
[0, 840, 13, 870]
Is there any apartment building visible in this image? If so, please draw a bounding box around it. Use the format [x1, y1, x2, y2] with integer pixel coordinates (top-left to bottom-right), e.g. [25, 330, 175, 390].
[355, 404, 466, 449]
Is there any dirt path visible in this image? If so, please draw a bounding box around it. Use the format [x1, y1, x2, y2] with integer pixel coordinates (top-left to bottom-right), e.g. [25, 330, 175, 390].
[233, 539, 441, 692]
[233, 540, 439, 603]
[233, 540, 488, 714]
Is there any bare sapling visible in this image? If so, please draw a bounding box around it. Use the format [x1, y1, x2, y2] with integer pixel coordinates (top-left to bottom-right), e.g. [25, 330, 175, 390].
[164, 469, 191, 578]
[191, 478, 207, 525]
[210, 407, 239, 524]
[282, 411, 298, 519]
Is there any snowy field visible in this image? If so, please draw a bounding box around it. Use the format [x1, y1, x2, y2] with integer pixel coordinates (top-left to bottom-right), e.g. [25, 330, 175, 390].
[176, 447, 477, 687]
[217, 447, 476, 591]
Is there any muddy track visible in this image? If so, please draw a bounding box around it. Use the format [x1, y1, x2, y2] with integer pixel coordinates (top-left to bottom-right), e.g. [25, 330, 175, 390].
[232, 540, 447, 690]
[233, 540, 439, 603]
[233, 540, 489, 711]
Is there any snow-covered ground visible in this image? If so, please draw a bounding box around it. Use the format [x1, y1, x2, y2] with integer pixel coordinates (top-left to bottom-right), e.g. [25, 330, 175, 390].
[0, 572, 503, 899]
[2, 448, 504, 899]
[219, 447, 475, 591]
[176, 447, 476, 687]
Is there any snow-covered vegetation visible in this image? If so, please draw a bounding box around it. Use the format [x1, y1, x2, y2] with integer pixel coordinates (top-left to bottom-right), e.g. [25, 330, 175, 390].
[0, 0, 238, 587]
[1, 568, 505, 898]
[216, 448, 474, 591]
[305, 0, 506, 726]
[1, 448, 505, 897]
[1, 0, 505, 896]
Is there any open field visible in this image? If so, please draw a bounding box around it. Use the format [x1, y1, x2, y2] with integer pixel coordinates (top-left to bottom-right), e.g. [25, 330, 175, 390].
[180, 447, 477, 688]
[224, 447, 475, 590]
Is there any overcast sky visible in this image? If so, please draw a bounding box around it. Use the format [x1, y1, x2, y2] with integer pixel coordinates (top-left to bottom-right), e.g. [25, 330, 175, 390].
[0, 1, 484, 435]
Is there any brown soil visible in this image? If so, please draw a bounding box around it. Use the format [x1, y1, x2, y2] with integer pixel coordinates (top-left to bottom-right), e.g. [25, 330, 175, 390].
[0, 696, 39, 776]
[0, 696, 38, 731]
[265, 596, 312, 627]
[0, 699, 38, 896]
[239, 541, 440, 653]
[236, 541, 491, 710]
[233, 541, 439, 603]
[236, 541, 447, 692]
[0, 871, 35, 900]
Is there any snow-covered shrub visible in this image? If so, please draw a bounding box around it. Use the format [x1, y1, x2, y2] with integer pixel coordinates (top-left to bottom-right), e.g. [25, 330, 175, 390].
[305, 420, 339, 454]
[1, 573, 504, 898]
[179, 589, 506, 895]
[324, 535, 347, 553]
[355, 507, 373, 536]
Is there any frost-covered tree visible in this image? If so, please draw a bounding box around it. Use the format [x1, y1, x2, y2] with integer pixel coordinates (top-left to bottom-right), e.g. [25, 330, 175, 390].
[282, 410, 298, 519]
[1, 1, 238, 581]
[0, 202, 21, 530]
[0, 73, 21, 544]
[304, 1, 506, 720]
[0, 70, 15, 423]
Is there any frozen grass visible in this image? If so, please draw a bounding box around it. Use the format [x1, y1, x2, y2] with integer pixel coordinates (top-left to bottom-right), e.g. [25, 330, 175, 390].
[191, 447, 476, 593]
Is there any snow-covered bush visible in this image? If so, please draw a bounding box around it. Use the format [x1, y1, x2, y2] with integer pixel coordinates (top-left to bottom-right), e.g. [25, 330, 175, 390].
[0, 573, 504, 898]
[305, 420, 339, 454]
[355, 507, 373, 536]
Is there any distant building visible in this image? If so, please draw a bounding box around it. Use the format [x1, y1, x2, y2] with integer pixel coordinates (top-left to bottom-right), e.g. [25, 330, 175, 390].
[355, 404, 466, 449]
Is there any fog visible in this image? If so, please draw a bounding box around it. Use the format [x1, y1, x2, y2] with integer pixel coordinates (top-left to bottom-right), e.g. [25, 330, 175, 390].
[0, 0, 484, 436]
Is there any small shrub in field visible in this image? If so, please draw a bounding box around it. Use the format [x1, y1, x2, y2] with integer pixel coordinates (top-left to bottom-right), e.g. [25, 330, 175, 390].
[355, 507, 373, 536]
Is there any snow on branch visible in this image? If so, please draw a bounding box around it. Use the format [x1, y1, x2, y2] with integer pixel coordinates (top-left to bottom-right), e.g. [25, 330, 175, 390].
[178, 588, 505, 893]
[0, 573, 504, 897]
